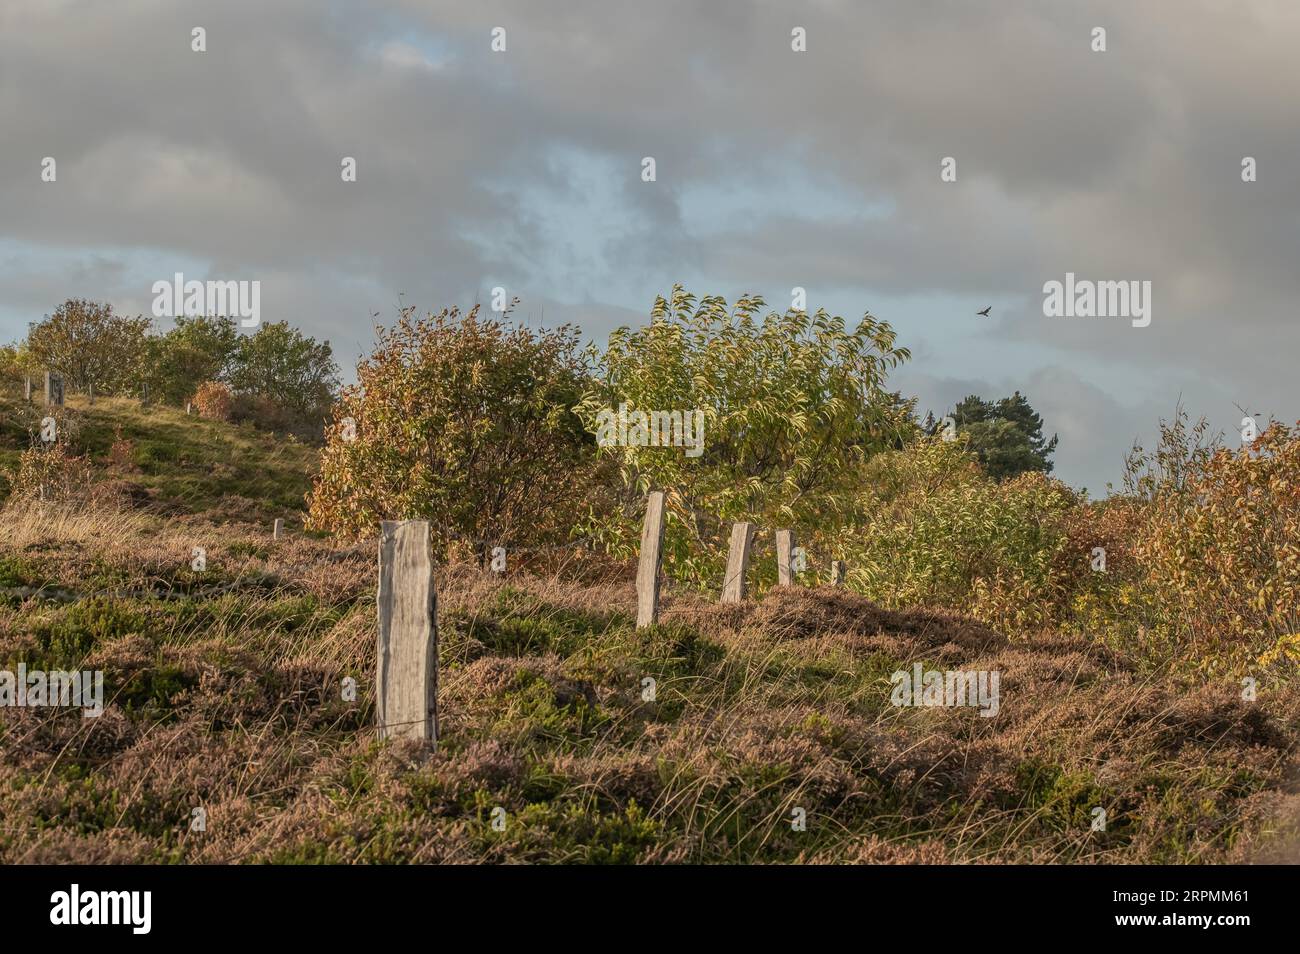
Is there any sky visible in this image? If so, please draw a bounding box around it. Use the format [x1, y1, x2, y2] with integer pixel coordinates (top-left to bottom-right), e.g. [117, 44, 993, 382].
[2, 0, 1298, 494]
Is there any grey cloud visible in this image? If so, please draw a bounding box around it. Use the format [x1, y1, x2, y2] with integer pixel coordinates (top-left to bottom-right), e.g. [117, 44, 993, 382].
[1, 0, 1296, 490]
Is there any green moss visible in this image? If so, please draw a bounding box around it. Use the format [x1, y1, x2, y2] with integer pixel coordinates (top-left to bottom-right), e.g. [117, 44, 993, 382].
[1012, 759, 1112, 833]
[27, 597, 149, 666]
[114, 663, 199, 717]
[227, 541, 271, 560]
[484, 669, 610, 745]
[0, 555, 44, 588]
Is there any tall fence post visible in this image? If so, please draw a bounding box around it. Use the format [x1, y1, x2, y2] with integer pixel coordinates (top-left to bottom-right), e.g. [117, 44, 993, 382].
[376, 520, 438, 745]
[24, 376, 32, 403]
[636, 490, 666, 628]
[721, 521, 755, 603]
[830, 560, 846, 586]
[775, 529, 796, 586]
[44, 372, 63, 407]
[273, 518, 285, 540]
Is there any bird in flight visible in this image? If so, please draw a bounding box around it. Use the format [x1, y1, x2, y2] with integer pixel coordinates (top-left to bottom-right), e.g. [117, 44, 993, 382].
[976, 306, 992, 317]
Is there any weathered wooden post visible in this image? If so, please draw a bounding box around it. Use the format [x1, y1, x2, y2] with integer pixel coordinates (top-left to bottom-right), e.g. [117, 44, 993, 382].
[636, 491, 666, 628]
[376, 520, 438, 745]
[140, 382, 149, 406]
[830, 560, 846, 586]
[88, 382, 95, 406]
[44, 372, 63, 407]
[186, 402, 193, 415]
[24, 377, 32, 402]
[721, 521, 755, 603]
[775, 529, 796, 586]
[273, 518, 285, 540]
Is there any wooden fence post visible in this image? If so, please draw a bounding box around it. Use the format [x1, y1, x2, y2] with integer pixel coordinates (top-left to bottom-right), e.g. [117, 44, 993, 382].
[44, 372, 63, 407]
[636, 491, 666, 628]
[273, 518, 284, 540]
[88, 382, 95, 406]
[25, 377, 32, 402]
[775, 529, 796, 586]
[721, 521, 755, 603]
[376, 520, 438, 745]
[830, 560, 846, 586]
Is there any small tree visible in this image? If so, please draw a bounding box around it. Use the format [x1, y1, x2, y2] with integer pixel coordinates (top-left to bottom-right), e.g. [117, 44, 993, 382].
[145, 315, 239, 405]
[306, 305, 595, 557]
[26, 299, 150, 394]
[574, 285, 914, 585]
[0, 343, 39, 392]
[227, 321, 339, 438]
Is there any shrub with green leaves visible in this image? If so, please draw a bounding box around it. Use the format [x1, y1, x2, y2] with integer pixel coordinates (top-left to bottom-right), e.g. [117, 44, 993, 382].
[835, 437, 1079, 633]
[574, 285, 913, 588]
[143, 315, 239, 405]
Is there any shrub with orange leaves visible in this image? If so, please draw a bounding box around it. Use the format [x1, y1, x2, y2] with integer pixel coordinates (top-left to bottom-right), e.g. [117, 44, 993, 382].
[305, 305, 597, 558]
[1135, 422, 1300, 673]
[192, 380, 234, 422]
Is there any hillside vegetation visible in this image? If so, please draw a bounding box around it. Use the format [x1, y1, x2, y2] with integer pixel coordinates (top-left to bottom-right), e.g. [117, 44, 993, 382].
[3, 291, 1299, 864]
[0, 391, 316, 525]
[1, 502, 1297, 863]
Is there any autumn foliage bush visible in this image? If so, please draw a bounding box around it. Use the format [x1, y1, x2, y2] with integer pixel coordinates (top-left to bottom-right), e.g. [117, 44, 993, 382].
[1131, 422, 1300, 673]
[192, 380, 234, 422]
[804, 408, 1300, 679]
[107, 425, 137, 471]
[1, 408, 109, 505]
[306, 305, 597, 558]
[295, 290, 1298, 680]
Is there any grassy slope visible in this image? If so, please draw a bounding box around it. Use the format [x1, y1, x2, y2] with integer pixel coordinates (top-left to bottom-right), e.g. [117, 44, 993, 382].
[0, 391, 317, 524]
[1, 407, 1298, 864]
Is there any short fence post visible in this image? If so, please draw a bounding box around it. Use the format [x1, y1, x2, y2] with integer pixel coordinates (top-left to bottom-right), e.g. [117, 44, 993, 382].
[44, 372, 63, 407]
[25, 377, 32, 402]
[636, 490, 666, 628]
[721, 521, 755, 603]
[830, 560, 846, 586]
[186, 402, 193, 415]
[88, 382, 95, 406]
[775, 529, 796, 586]
[376, 520, 438, 745]
[273, 518, 285, 540]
